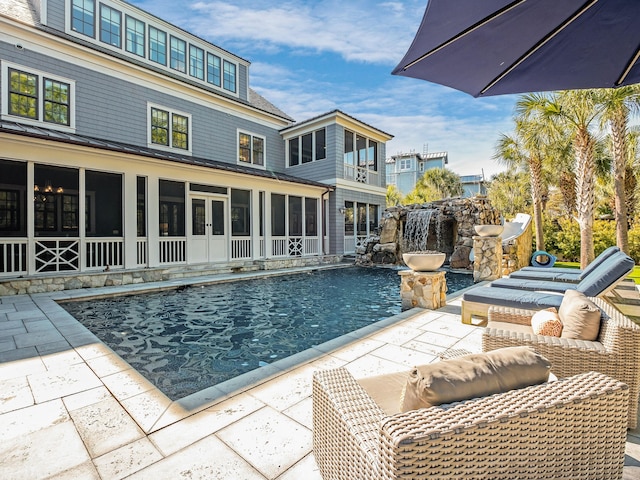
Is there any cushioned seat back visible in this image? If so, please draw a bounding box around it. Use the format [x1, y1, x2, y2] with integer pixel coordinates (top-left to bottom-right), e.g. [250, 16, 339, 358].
[577, 252, 635, 296]
[578, 245, 620, 280]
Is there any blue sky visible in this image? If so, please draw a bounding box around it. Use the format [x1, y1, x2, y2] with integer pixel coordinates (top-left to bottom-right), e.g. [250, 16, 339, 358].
[129, 0, 519, 178]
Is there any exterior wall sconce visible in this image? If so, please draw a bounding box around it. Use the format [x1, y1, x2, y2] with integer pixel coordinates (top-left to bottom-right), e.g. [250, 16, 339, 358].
[338, 207, 346, 214]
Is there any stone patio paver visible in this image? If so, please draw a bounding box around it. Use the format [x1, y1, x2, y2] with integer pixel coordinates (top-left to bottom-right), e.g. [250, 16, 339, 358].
[0, 274, 637, 479]
[217, 405, 313, 479]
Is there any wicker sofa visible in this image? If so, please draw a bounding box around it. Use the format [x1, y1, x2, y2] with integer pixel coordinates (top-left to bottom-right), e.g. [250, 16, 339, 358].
[312, 368, 628, 480]
[483, 296, 640, 429]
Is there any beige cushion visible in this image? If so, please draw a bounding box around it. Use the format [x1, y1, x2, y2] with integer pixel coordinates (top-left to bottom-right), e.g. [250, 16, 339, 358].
[558, 290, 601, 341]
[400, 346, 551, 413]
[356, 370, 408, 416]
[531, 308, 563, 337]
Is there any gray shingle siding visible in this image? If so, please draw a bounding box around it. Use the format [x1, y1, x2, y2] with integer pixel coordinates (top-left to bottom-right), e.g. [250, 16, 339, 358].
[46, 0, 65, 31]
[281, 123, 339, 182]
[0, 42, 284, 168]
[238, 64, 248, 101]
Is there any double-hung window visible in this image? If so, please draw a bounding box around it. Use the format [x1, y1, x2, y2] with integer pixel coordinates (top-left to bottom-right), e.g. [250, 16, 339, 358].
[170, 36, 187, 73]
[149, 105, 190, 152]
[99, 4, 121, 47]
[126, 15, 145, 57]
[4, 64, 74, 129]
[223, 60, 236, 92]
[207, 53, 221, 86]
[238, 132, 265, 167]
[149, 26, 167, 65]
[71, 0, 95, 38]
[189, 45, 205, 80]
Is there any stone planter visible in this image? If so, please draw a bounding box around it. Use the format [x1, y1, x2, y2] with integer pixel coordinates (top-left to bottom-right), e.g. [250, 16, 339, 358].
[474, 225, 504, 237]
[402, 252, 446, 272]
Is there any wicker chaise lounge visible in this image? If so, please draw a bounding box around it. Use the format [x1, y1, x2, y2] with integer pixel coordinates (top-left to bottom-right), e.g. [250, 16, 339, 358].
[312, 368, 628, 479]
[483, 297, 640, 429]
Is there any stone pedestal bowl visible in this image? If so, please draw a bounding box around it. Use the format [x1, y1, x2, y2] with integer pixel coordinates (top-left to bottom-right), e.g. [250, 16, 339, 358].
[474, 225, 504, 237]
[402, 252, 446, 272]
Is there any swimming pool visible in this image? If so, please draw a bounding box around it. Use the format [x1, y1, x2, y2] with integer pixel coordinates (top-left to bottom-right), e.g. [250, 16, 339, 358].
[61, 267, 473, 400]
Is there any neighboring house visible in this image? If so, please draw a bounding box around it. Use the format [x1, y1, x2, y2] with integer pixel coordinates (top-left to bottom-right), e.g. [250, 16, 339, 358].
[460, 174, 487, 197]
[387, 150, 486, 198]
[0, 0, 393, 283]
[386, 150, 448, 196]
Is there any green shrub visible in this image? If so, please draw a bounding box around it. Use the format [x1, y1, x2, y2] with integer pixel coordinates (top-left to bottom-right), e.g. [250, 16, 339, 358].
[628, 225, 640, 263]
[545, 218, 616, 262]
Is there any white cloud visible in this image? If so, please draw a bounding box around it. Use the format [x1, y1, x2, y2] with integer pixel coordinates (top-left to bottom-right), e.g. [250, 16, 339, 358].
[141, 0, 422, 64]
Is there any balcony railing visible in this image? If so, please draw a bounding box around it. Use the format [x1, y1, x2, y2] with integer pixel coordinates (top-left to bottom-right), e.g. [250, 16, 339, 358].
[343, 164, 380, 186]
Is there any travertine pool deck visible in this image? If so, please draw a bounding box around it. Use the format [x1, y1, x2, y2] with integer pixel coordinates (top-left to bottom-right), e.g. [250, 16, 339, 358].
[0, 269, 639, 479]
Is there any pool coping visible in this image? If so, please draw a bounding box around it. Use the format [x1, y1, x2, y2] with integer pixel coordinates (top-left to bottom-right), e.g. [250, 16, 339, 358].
[35, 265, 474, 433]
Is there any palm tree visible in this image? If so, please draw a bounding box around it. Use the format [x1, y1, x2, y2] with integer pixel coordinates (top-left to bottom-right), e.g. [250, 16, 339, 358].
[386, 184, 403, 207]
[547, 89, 604, 268]
[405, 167, 463, 203]
[494, 93, 554, 253]
[598, 85, 640, 254]
[486, 170, 531, 219]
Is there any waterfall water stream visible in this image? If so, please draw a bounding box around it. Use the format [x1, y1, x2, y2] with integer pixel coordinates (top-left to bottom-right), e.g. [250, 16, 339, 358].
[403, 209, 442, 252]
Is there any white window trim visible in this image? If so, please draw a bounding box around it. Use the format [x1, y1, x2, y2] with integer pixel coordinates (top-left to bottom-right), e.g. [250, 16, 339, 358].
[285, 127, 327, 168]
[63, 0, 241, 98]
[1, 61, 76, 133]
[237, 130, 266, 170]
[147, 103, 193, 155]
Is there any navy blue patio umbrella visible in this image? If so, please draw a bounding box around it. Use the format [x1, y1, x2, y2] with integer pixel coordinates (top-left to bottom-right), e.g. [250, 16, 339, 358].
[392, 0, 640, 97]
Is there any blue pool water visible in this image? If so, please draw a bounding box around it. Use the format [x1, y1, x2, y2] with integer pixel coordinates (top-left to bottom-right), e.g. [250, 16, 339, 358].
[61, 267, 473, 400]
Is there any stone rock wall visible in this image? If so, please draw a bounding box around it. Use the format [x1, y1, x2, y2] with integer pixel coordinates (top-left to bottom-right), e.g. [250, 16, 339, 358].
[357, 196, 502, 270]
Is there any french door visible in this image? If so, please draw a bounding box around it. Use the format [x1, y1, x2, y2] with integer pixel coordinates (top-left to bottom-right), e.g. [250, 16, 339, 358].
[189, 196, 227, 263]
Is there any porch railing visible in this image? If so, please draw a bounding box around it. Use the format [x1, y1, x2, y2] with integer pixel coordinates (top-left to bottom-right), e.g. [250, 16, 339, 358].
[0, 239, 28, 276]
[35, 239, 80, 273]
[159, 237, 186, 264]
[85, 238, 124, 270]
[136, 238, 147, 267]
[231, 237, 251, 259]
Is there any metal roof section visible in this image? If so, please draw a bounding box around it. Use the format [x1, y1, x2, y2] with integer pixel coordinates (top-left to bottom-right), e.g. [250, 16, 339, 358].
[0, 120, 333, 190]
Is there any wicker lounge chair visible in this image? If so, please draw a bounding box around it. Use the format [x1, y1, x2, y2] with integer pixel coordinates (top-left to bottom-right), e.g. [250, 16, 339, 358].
[312, 367, 628, 479]
[483, 297, 640, 429]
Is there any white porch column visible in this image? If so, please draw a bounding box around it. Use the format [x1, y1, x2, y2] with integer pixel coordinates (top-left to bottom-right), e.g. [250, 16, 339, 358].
[123, 173, 138, 269]
[265, 192, 272, 257]
[147, 175, 160, 267]
[251, 190, 261, 259]
[78, 168, 86, 272]
[26, 161, 35, 275]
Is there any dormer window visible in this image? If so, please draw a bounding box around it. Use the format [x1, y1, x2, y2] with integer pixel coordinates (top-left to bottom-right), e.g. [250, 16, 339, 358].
[99, 4, 121, 48]
[170, 36, 187, 73]
[126, 16, 145, 57]
[71, 0, 95, 38]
